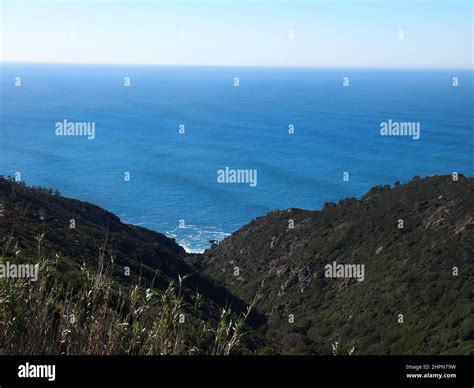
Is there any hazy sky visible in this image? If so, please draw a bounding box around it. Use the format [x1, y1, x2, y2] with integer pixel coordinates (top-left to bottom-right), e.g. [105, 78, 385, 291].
[0, 0, 472, 68]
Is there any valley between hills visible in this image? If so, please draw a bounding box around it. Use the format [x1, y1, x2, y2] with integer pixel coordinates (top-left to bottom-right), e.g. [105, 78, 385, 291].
[0, 174, 472, 355]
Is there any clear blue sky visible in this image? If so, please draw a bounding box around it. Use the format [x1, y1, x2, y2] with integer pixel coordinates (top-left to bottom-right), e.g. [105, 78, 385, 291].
[1, 0, 472, 68]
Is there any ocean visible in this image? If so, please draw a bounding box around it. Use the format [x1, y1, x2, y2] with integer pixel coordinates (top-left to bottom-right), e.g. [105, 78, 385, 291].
[0, 64, 472, 252]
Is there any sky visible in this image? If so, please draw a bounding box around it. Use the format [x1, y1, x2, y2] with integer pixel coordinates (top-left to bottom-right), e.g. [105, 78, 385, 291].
[0, 0, 472, 68]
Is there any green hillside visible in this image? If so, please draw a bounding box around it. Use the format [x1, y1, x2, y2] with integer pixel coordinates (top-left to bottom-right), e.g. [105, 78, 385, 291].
[192, 175, 474, 355]
[0, 177, 265, 355]
[1, 175, 472, 355]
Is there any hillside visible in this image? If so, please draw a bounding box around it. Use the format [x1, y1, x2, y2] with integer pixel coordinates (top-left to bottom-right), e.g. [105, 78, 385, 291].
[0, 177, 266, 354]
[191, 175, 474, 355]
[1, 175, 472, 355]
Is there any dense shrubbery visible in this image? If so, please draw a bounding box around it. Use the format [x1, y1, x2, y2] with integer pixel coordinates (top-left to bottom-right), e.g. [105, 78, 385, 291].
[198, 175, 474, 355]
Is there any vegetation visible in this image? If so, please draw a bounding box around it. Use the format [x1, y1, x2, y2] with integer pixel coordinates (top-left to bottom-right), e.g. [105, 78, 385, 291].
[0, 233, 253, 355]
[195, 175, 474, 355]
[1, 175, 472, 355]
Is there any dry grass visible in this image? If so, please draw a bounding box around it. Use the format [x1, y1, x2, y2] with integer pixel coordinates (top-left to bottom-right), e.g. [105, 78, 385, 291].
[0, 234, 253, 355]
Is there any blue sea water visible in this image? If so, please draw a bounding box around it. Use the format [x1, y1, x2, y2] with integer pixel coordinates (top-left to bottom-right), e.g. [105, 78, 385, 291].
[0, 64, 472, 252]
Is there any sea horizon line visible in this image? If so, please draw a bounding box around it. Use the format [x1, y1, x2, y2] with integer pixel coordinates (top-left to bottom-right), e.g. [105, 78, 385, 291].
[1, 61, 473, 71]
